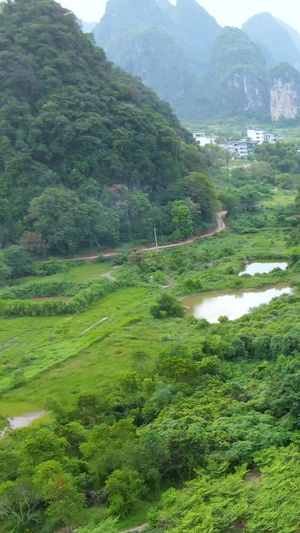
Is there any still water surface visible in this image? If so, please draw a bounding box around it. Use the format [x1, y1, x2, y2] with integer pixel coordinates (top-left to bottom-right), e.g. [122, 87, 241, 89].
[239, 261, 288, 276]
[182, 285, 293, 323]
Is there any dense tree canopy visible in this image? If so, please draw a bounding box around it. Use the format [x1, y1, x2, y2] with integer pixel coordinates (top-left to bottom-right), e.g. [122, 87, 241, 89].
[0, 0, 215, 253]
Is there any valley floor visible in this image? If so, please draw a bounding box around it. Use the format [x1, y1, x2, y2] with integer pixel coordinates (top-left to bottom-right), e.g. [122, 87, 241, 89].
[3, 193, 300, 532]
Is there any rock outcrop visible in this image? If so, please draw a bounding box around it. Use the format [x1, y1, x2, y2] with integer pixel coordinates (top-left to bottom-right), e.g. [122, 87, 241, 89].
[206, 27, 269, 119]
[269, 64, 300, 121]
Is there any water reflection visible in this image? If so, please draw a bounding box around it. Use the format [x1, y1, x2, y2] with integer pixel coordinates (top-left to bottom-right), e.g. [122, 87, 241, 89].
[239, 261, 287, 276]
[182, 285, 293, 323]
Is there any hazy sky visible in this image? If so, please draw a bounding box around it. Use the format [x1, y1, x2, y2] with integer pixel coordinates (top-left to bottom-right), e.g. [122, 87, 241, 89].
[59, 0, 300, 32]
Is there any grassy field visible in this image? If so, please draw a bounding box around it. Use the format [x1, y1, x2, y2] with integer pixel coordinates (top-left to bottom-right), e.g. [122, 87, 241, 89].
[263, 189, 297, 208]
[0, 189, 297, 417]
[14, 260, 111, 287]
[1, 202, 300, 531]
[0, 286, 155, 413]
[0, 220, 296, 418]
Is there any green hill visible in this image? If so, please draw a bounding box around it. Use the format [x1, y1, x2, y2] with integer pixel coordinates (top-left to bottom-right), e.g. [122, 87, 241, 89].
[93, 0, 221, 119]
[0, 0, 212, 253]
[186, 27, 270, 120]
[206, 27, 270, 119]
[92, 0, 300, 123]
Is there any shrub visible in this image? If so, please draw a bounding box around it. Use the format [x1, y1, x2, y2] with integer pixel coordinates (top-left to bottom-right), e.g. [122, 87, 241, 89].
[152, 270, 167, 285]
[1, 245, 33, 279]
[0, 260, 11, 286]
[34, 258, 67, 277]
[105, 468, 143, 514]
[110, 253, 129, 266]
[95, 254, 109, 264]
[195, 318, 210, 329]
[150, 293, 185, 319]
[218, 316, 229, 323]
[147, 507, 160, 528]
[184, 278, 203, 292]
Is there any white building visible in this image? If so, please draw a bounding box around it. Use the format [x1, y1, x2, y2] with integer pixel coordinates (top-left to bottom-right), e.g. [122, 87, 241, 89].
[247, 127, 280, 144]
[193, 132, 216, 147]
[221, 138, 258, 158]
[247, 127, 265, 144]
[235, 139, 249, 158]
[233, 139, 258, 158]
[264, 132, 280, 143]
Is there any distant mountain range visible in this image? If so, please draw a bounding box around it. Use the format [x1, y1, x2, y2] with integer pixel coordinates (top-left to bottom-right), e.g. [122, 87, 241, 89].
[80, 0, 300, 123]
[78, 19, 97, 33]
[242, 13, 300, 69]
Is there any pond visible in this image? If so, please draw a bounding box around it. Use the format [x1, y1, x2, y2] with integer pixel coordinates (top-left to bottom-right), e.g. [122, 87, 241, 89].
[239, 261, 288, 276]
[181, 285, 293, 323]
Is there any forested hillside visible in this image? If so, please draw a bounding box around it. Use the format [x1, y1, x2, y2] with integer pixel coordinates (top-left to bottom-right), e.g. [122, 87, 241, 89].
[93, 0, 221, 120]
[93, 0, 221, 72]
[0, 0, 216, 255]
[198, 27, 270, 119]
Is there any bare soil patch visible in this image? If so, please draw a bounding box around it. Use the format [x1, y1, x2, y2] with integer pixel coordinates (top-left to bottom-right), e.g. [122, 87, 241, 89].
[229, 519, 245, 531]
[245, 468, 262, 484]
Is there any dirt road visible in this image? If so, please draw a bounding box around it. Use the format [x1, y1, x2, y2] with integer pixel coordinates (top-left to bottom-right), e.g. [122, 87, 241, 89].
[65, 211, 227, 261]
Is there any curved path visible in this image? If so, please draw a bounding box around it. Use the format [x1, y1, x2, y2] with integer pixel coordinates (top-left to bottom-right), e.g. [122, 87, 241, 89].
[6, 213, 227, 431]
[9, 411, 48, 430]
[121, 525, 148, 533]
[147, 210, 227, 251]
[66, 211, 227, 261]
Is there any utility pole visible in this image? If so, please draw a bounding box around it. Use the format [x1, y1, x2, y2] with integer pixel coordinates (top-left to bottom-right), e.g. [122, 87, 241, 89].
[154, 226, 159, 252]
[226, 151, 230, 177]
[160, 228, 164, 243]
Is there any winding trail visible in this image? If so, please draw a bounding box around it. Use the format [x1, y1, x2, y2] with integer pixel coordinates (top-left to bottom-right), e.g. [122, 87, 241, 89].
[100, 265, 119, 281]
[7, 411, 48, 431]
[64, 211, 227, 262]
[121, 525, 148, 533]
[6, 214, 227, 431]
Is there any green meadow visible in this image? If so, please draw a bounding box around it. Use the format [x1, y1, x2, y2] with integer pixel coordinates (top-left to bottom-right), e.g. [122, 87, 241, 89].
[3, 191, 300, 532]
[0, 216, 296, 418]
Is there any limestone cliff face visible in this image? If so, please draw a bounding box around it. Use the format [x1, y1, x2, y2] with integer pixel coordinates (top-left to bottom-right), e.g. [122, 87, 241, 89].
[227, 72, 267, 110]
[207, 28, 270, 118]
[270, 79, 298, 120]
[269, 64, 300, 121]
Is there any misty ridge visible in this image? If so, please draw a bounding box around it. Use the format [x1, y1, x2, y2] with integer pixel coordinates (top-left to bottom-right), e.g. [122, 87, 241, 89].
[79, 0, 300, 123]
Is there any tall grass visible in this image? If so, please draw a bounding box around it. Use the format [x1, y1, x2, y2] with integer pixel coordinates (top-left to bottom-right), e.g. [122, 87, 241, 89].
[0, 279, 135, 317]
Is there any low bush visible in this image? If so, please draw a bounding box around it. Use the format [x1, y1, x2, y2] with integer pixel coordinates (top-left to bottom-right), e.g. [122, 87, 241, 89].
[34, 258, 68, 277]
[150, 293, 185, 319]
[1, 245, 34, 279]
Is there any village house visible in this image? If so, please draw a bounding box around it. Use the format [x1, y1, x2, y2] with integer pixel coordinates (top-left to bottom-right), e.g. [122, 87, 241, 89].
[247, 126, 281, 144]
[193, 132, 216, 147]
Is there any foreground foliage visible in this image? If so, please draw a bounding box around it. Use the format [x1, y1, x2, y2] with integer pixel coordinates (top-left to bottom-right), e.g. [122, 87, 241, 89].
[2, 223, 300, 531]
